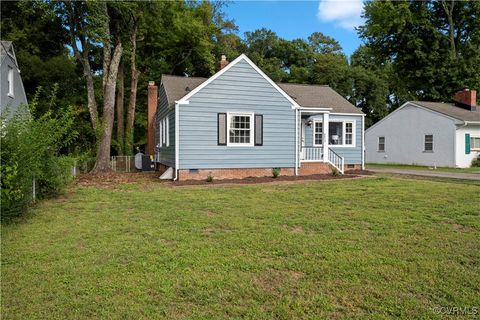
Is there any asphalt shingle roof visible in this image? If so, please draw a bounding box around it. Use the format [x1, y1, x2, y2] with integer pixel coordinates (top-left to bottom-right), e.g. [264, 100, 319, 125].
[160, 74, 363, 114]
[411, 101, 480, 122]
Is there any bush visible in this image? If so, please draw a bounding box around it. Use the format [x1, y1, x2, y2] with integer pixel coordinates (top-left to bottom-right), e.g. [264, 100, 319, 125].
[471, 157, 480, 167]
[272, 168, 281, 178]
[1, 87, 77, 217]
[331, 167, 340, 176]
[206, 175, 214, 182]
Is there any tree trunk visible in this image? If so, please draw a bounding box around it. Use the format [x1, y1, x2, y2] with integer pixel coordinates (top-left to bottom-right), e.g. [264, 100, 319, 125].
[116, 59, 125, 155]
[125, 22, 140, 155]
[93, 42, 123, 172]
[442, 0, 456, 57]
[83, 58, 98, 130]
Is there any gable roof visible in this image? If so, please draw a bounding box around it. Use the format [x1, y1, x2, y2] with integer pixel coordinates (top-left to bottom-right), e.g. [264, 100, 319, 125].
[278, 83, 362, 114]
[160, 55, 363, 114]
[1, 41, 18, 67]
[410, 101, 480, 122]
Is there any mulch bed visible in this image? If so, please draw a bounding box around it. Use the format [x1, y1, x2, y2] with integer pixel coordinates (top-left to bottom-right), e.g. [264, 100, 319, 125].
[74, 170, 374, 188]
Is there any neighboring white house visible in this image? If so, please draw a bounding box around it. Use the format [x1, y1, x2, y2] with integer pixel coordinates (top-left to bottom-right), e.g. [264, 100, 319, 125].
[365, 89, 480, 168]
[1, 41, 28, 118]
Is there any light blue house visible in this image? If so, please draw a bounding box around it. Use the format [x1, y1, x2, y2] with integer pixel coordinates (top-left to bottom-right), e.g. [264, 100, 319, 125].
[153, 54, 364, 180]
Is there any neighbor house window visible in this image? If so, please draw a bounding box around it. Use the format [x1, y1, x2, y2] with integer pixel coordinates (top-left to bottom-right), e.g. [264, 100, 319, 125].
[227, 113, 253, 146]
[162, 118, 166, 144]
[471, 136, 480, 151]
[7, 66, 14, 97]
[378, 137, 385, 152]
[314, 121, 323, 146]
[159, 119, 163, 148]
[424, 134, 433, 152]
[166, 117, 170, 147]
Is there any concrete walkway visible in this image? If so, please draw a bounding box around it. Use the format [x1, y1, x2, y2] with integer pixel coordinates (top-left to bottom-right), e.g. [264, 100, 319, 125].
[370, 168, 480, 181]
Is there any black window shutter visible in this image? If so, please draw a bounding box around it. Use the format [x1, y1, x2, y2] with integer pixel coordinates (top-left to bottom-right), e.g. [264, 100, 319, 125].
[218, 113, 227, 145]
[254, 114, 263, 146]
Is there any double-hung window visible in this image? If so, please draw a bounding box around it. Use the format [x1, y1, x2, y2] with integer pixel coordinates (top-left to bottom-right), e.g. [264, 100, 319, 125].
[314, 121, 323, 146]
[424, 134, 433, 152]
[470, 136, 480, 151]
[7, 66, 14, 97]
[345, 122, 353, 145]
[227, 113, 254, 146]
[378, 137, 385, 152]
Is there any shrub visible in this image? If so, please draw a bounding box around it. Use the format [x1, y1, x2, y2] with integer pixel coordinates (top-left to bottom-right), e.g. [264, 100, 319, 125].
[472, 157, 480, 167]
[206, 175, 214, 182]
[272, 168, 281, 178]
[331, 167, 340, 176]
[1, 87, 77, 217]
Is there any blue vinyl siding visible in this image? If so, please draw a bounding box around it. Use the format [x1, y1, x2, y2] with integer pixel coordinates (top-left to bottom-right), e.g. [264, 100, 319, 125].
[155, 84, 176, 167]
[303, 114, 363, 164]
[179, 59, 295, 169]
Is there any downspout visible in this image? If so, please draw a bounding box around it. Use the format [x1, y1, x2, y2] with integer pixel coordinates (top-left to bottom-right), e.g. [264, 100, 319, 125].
[173, 103, 180, 181]
[361, 115, 365, 170]
[295, 108, 298, 176]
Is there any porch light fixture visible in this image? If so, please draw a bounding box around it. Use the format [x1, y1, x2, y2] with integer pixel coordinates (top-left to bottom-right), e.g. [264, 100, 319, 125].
[306, 120, 313, 127]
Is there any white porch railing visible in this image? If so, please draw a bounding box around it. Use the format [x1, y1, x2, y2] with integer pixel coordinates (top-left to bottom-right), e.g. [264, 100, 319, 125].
[327, 149, 344, 174]
[301, 147, 324, 161]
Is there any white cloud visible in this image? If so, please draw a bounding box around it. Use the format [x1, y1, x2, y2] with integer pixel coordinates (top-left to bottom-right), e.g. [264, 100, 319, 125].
[317, 0, 364, 31]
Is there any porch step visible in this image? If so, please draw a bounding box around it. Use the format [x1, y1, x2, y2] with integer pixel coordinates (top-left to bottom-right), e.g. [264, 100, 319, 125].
[159, 167, 173, 180]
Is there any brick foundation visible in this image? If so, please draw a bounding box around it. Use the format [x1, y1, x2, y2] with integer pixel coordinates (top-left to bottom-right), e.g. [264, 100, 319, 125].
[178, 167, 295, 181]
[161, 162, 361, 181]
[298, 162, 332, 175]
[344, 164, 362, 173]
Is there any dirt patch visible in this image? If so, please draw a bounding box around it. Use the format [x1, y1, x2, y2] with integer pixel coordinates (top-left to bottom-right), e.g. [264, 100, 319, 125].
[345, 169, 375, 175]
[75, 171, 162, 188]
[174, 173, 359, 186]
[253, 269, 305, 294]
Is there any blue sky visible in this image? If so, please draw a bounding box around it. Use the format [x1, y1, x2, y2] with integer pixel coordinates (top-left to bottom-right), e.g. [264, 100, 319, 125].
[223, 1, 364, 56]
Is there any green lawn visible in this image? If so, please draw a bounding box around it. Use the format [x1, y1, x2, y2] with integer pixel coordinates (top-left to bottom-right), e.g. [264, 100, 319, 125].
[2, 176, 479, 319]
[367, 163, 480, 174]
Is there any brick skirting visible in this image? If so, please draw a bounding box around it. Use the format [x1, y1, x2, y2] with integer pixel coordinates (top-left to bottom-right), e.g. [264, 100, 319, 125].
[298, 162, 332, 175]
[178, 167, 295, 181]
[163, 162, 361, 181]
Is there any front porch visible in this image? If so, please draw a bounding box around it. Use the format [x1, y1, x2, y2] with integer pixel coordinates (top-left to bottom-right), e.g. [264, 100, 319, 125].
[296, 109, 348, 174]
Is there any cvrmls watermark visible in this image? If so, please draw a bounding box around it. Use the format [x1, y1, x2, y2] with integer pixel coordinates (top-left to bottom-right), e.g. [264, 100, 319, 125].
[432, 306, 478, 315]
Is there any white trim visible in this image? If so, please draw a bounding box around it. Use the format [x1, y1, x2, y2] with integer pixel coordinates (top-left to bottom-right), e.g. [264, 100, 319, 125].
[295, 109, 298, 176]
[7, 66, 14, 98]
[166, 116, 170, 147]
[361, 116, 365, 170]
[323, 113, 329, 162]
[297, 108, 332, 112]
[174, 103, 180, 180]
[312, 120, 323, 147]
[175, 54, 301, 108]
[330, 112, 365, 116]
[226, 112, 255, 147]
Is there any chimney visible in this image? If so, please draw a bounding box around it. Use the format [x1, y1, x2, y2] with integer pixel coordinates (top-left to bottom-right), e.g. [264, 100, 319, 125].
[219, 55, 228, 70]
[147, 81, 158, 155]
[453, 88, 477, 111]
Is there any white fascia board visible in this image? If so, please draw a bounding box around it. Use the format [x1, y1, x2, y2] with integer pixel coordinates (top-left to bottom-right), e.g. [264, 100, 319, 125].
[175, 100, 189, 105]
[175, 54, 301, 109]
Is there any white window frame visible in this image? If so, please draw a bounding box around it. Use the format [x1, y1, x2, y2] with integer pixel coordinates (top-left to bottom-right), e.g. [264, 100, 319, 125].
[324, 120, 356, 148]
[313, 120, 323, 147]
[166, 117, 170, 147]
[470, 136, 480, 151]
[159, 119, 163, 148]
[226, 112, 254, 147]
[424, 134, 434, 152]
[7, 66, 14, 98]
[162, 118, 166, 144]
[378, 136, 385, 152]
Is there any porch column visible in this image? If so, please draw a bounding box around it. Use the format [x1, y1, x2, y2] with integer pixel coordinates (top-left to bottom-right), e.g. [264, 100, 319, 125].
[323, 112, 329, 162]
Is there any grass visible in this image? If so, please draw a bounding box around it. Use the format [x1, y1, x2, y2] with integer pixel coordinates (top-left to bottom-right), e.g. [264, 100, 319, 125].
[2, 176, 480, 319]
[367, 163, 480, 174]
